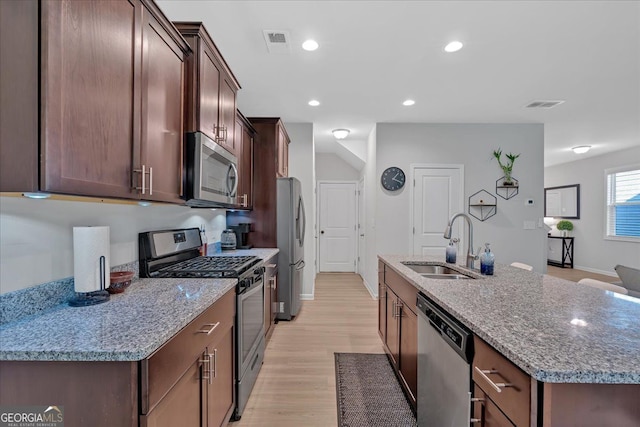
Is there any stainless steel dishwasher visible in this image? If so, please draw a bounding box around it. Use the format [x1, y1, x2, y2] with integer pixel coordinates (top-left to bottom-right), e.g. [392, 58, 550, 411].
[417, 292, 475, 426]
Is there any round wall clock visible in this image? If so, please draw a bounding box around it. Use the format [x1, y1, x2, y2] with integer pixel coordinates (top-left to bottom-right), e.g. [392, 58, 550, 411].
[381, 167, 406, 191]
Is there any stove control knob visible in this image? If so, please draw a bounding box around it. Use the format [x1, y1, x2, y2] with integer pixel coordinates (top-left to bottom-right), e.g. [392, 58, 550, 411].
[254, 267, 266, 275]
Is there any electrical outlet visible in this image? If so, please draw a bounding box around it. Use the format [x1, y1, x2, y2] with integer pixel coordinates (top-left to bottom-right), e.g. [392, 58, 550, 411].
[524, 221, 536, 230]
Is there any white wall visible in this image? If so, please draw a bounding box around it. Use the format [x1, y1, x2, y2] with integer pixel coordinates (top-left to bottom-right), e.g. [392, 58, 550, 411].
[360, 125, 378, 296]
[368, 123, 546, 292]
[544, 146, 640, 275]
[0, 196, 227, 294]
[284, 122, 317, 299]
[315, 153, 360, 181]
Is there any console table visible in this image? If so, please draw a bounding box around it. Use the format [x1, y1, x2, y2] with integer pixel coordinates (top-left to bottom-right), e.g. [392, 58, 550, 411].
[547, 236, 574, 268]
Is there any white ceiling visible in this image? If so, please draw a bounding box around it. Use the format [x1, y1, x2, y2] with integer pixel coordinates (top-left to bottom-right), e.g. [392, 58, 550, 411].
[157, 1, 640, 167]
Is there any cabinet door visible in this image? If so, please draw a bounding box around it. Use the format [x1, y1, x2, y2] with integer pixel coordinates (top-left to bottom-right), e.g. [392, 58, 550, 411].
[205, 326, 235, 427]
[141, 358, 203, 427]
[235, 116, 253, 209]
[385, 290, 399, 365]
[199, 49, 221, 142]
[399, 305, 417, 400]
[139, 10, 185, 203]
[218, 78, 237, 155]
[378, 283, 386, 342]
[41, 0, 138, 198]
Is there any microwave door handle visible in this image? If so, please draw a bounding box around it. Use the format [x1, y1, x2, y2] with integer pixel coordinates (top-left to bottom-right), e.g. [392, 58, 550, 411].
[227, 163, 239, 197]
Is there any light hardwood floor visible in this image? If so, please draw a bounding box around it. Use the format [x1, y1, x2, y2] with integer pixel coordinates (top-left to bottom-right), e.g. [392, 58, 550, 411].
[546, 265, 619, 283]
[232, 273, 383, 427]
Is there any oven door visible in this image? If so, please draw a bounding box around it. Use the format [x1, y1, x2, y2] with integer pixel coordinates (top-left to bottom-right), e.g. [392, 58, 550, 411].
[237, 276, 265, 375]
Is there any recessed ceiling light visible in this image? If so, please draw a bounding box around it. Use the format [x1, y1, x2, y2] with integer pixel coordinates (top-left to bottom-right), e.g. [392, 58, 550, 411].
[332, 129, 350, 140]
[302, 39, 319, 51]
[570, 318, 588, 327]
[402, 99, 415, 106]
[444, 41, 463, 53]
[308, 99, 320, 107]
[572, 145, 591, 154]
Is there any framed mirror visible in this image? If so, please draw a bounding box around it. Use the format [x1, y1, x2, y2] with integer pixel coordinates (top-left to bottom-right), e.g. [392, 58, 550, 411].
[545, 184, 580, 219]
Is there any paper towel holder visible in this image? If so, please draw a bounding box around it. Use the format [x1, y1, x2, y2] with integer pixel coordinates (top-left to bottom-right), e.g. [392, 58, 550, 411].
[68, 255, 110, 307]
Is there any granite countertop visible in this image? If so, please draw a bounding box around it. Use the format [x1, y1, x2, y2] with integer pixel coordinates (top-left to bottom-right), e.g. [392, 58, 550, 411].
[379, 254, 640, 385]
[0, 248, 279, 362]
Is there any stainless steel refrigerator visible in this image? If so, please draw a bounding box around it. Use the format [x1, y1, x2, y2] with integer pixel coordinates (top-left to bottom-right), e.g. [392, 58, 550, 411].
[276, 177, 306, 320]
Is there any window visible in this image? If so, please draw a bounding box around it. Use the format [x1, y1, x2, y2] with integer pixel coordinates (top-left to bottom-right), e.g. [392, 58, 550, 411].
[606, 166, 640, 240]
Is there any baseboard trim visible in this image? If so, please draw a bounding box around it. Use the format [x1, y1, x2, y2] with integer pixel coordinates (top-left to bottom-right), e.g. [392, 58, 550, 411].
[573, 265, 617, 278]
[300, 294, 314, 301]
[362, 277, 377, 300]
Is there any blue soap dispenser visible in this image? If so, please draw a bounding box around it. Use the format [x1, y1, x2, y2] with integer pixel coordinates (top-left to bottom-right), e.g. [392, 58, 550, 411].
[446, 238, 458, 264]
[480, 243, 495, 275]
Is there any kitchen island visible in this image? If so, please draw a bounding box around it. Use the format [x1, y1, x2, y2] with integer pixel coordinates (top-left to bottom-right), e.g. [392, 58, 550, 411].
[378, 254, 640, 426]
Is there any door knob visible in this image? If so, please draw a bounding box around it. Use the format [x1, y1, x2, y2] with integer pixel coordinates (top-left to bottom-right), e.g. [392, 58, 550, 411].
[320, 230, 325, 234]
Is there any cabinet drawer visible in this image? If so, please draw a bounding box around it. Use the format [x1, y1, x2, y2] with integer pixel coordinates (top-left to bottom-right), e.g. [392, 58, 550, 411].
[141, 289, 236, 414]
[474, 385, 515, 427]
[473, 337, 530, 427]
[384, 265, 418, 315]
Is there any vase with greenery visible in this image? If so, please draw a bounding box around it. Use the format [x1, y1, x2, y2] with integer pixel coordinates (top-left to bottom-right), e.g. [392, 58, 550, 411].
[493, 148, 520, 185]
[556, 220, 574, 236]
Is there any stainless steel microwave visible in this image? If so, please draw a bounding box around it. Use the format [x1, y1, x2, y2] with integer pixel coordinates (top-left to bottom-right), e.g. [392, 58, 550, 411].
[185, 132, 238, 207]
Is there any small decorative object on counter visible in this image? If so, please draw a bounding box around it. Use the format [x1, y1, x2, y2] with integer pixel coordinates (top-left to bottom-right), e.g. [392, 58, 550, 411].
[108, 271, 135, 294]
[556, 220, 573, 237]
[446, 238, 459, 263]
[199, 224, 208, 256]
[480, 243, 495, 275]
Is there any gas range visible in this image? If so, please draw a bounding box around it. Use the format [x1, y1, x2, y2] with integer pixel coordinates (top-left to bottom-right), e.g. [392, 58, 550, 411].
[138, 228, 263, 288]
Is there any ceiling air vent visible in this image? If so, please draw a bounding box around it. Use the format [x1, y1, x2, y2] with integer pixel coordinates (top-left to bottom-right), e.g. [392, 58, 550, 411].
[263, 30, 291, 54]
[525, 100, 565, 109]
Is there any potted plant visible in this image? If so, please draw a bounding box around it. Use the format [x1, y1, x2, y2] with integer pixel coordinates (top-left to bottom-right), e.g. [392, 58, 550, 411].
[556, 220, 574, 237]
[493, 148, 520, 185]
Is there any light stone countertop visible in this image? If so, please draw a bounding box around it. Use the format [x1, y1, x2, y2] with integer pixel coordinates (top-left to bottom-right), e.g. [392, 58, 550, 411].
[379, 254, 640, 384]
[0, 249, 279, 362]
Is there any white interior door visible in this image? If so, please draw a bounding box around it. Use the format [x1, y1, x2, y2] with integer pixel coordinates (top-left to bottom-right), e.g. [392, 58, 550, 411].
[357, 178, 365, 276]
[412, 166, 464, 256]
[318, 182, 357, 272]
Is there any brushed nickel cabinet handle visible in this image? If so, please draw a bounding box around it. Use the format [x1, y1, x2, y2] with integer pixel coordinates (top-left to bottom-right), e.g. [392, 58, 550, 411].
[474, 366, 513, 393]
[197, 322, 220, 335]
[148, 166, 153, 195]
[134, 164, 146, 194]
[212, 348, 217, 379]
[199, 353, 212, 384]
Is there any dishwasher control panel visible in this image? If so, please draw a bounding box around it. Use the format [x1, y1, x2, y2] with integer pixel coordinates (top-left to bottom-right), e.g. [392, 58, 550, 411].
[417, 292, 474, 362]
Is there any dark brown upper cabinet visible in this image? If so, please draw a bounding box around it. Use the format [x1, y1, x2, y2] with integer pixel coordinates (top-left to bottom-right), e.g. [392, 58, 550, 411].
[0, 0, 189, 203]
[235, 111, 256, 209]
[174, 22, 241, 157]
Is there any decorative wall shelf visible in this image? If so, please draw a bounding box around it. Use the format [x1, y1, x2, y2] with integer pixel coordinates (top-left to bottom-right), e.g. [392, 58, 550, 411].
[496, 176, 519, 200]
[468, 190, 497, 221]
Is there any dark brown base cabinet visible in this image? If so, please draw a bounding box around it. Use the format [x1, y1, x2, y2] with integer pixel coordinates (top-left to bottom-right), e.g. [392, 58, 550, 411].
[264, 255, 278, 341]
[378, 261, 417, 406]
[0, 0, 188, 203]
[0, 290, 236, 427]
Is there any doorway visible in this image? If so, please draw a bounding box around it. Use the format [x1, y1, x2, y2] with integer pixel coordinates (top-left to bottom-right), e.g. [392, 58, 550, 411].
[317, 181, 357, 272]
[411, 165, 464, 256]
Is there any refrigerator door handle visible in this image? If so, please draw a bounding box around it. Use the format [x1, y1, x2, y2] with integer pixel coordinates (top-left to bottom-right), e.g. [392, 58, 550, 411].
[298, 196, 306, 246]
[295, 260, 306, 270]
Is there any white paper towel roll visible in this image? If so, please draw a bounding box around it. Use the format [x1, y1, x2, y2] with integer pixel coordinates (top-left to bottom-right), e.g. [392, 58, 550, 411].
[73, 226, 110, 293]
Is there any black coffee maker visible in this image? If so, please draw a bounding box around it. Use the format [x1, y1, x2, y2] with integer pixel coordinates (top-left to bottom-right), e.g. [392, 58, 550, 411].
[229, 223, 252, 249]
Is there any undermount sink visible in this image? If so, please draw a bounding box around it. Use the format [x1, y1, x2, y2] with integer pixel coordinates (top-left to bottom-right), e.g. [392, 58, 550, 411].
[402, 262, 475, 279]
